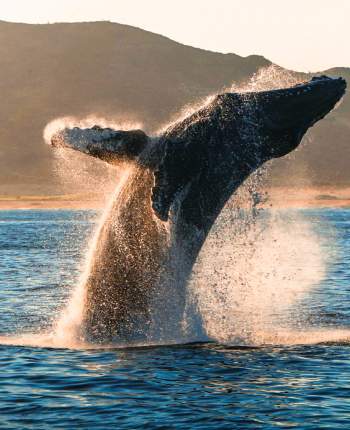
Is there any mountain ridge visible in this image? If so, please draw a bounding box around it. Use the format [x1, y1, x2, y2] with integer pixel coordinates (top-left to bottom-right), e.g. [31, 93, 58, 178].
[0, 20, 348, 194]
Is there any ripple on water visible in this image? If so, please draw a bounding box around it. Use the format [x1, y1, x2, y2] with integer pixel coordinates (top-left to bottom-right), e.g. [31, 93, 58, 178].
[0, 209, 349, 428]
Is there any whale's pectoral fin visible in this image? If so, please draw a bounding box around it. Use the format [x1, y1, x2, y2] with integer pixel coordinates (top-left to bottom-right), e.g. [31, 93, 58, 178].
[50, 125, 149, 163]
[151, 139, 199, 222]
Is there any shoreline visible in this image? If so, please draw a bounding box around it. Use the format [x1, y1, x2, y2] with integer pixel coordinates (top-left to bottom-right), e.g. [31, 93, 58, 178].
[0, 187, 350, 210]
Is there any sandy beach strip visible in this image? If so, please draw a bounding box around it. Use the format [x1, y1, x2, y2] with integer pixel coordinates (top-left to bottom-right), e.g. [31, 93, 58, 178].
[0, 188, 350, 210]
[0, 194, 105, 210]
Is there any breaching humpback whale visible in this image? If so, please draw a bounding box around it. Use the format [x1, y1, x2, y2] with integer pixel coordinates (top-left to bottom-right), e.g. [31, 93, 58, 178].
[50, 76, 346, 343]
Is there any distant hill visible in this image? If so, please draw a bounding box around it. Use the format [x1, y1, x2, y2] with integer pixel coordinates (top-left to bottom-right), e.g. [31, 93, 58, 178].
[0, 20, 348, 194]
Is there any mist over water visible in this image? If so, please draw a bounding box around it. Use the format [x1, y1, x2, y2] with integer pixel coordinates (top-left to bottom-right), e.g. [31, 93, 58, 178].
[189, 204, 328, 345]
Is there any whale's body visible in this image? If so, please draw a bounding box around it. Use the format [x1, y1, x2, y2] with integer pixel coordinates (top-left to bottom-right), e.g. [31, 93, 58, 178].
[50, 76, 346, 343]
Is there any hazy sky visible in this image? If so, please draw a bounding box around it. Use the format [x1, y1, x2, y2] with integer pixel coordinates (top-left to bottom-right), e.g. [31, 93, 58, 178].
[1, 0, 349, 72]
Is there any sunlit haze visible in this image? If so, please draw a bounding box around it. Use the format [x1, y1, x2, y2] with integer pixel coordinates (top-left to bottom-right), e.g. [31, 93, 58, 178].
[1, 0, 349, 72]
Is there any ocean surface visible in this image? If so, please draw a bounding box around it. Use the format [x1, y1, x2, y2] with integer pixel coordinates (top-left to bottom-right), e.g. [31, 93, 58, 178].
[0, 208, 350, 429]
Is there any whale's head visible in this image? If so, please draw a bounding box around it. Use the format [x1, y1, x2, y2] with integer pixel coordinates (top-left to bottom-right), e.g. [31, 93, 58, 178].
[151, 75, 346, 227]
[246, 75, 347, 158]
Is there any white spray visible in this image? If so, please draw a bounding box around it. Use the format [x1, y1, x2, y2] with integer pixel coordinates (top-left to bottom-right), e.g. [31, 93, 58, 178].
[1, 65, 348, 349]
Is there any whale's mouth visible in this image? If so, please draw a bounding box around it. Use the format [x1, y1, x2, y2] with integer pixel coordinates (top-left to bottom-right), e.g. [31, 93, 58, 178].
[258, 75, 346, 131]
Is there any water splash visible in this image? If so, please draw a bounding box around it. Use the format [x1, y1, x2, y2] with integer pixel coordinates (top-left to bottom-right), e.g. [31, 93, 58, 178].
[156, 94, 216, 135]
[188, 207, 328, 345]
[184, 65, 334, 346]
[44, 116, 143, 195]
[230, 64, 303, 93]
[1, 66, 346, 349]
[51, 165, 134, 348]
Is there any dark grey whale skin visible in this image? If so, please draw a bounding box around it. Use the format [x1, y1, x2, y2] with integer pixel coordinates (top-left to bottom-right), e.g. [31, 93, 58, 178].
[51, 76, 346, 343]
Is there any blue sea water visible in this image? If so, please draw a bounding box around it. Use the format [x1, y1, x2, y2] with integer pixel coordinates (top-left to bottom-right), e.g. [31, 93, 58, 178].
[0, 209, 350, 429]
